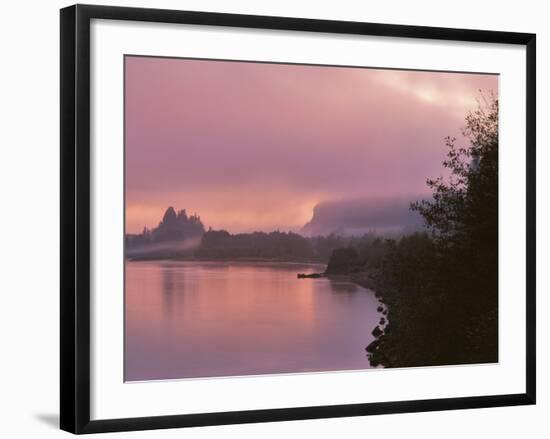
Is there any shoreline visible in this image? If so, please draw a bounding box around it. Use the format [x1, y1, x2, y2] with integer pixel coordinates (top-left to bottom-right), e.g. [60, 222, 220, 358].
[297, 269, 379, 292]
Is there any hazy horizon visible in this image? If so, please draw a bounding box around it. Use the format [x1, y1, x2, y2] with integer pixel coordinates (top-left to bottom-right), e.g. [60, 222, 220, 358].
[125, 56, 497, 234]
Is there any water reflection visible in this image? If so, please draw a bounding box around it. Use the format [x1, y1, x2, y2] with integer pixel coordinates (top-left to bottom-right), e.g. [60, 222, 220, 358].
[125, 260, 382, 381]
[328, 279, 359, 294]
[161, 264, 176, 320]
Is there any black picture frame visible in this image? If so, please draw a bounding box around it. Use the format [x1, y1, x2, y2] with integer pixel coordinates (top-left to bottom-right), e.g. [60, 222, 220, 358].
[60, 4, 536, 434]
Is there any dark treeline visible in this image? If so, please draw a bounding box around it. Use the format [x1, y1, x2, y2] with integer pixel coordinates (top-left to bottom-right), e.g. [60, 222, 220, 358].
[126, 206, 389, 262]
[196, 230, 314, 260]
[328, 94, 498, 368]
[324, 237, 388, 276]
[191, 229, 386, 262]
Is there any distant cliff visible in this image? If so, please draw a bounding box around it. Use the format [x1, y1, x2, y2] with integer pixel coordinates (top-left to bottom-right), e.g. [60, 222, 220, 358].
[302, 197, 424, 237]
[126, 206, 205, 258]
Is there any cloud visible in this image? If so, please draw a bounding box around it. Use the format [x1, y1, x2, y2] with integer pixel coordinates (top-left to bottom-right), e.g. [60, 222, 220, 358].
[302, 196, 424, 236]
[124, 57, 497, 233]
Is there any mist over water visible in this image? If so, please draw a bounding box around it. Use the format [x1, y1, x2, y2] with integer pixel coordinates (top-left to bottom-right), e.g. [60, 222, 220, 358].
[125, 260, 383, 381]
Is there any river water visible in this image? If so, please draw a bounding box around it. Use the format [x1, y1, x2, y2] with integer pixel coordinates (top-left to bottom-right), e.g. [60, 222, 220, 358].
[125, 260, 382, 381]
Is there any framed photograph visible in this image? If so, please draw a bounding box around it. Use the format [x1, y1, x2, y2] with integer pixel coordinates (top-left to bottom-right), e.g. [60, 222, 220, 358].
[60, 4, 536, 434]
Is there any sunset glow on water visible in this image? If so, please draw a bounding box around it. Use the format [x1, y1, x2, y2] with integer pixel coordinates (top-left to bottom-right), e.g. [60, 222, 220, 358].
[125, 261, 383, 381]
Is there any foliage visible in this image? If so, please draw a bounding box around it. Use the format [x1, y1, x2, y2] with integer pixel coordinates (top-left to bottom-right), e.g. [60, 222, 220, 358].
[366, 94, 499, 367]
[195, 230, 316, 260]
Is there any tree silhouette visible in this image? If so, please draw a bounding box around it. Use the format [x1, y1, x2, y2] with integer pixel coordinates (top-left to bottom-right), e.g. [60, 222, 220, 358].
[367, 93, 499, 367]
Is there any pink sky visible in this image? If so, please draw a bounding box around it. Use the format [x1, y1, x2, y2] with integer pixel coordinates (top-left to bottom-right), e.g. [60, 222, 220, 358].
[125, 56, 497, 234]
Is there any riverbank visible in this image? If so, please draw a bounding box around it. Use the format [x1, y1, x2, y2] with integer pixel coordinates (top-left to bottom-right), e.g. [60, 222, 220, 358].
[307, 268, 389, 366]
[297, 268, 379, 293]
